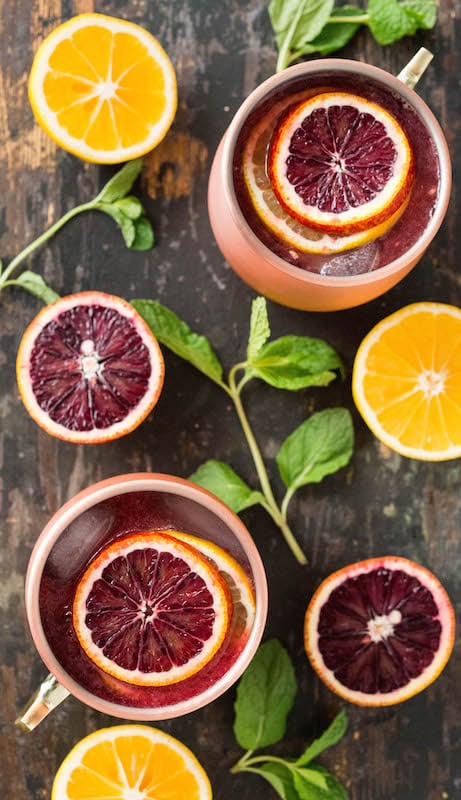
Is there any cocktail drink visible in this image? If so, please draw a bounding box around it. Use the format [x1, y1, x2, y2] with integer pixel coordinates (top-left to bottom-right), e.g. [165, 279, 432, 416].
[208, 58, 451, 311]
[18, 474, 267, 727]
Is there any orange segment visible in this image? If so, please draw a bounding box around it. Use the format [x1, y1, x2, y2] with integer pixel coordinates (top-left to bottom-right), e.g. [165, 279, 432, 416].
[72, 531, 231, 686]
[51, 725, 212, 800]
[28, 13, 177, 163]
[352, 302, 461, 460]
[268, 92, 414, 236]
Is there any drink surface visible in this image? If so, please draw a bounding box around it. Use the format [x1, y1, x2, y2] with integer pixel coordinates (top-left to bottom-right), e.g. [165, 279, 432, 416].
[233, 72, 440, 276]
[39, 491, 255, 710]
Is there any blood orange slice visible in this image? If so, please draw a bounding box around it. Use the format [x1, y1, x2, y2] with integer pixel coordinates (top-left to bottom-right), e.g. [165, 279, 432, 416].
[304, 557, 455, 706]
[243, 92, 408, 255]
[269, 92, 414, 236]
[169, 531, 256, 637]
[16, 291, 164, 443]
[73, 531, 232, 686]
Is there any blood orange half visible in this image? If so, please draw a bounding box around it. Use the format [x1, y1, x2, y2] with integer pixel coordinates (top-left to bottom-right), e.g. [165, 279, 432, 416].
[269, 92, 414, 236]
[304, 557, 455, 706]
[73, 531, 232, 686]
[16, 292, 164, 443]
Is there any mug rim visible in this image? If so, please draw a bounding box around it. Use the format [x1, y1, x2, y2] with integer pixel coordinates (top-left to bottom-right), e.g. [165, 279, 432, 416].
[25, 472, 268, 720]
[221, 58, 452, 288]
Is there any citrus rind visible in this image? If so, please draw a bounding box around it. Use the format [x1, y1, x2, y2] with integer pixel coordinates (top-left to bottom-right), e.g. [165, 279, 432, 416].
[168, 530, 256, 635]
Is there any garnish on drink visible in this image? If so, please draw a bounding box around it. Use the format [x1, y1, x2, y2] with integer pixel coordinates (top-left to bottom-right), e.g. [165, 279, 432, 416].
[16, 292, 164, 443]
[268, 92, 414, 237]
[72, 530, 250, 687]
[304, 557, 455, 706]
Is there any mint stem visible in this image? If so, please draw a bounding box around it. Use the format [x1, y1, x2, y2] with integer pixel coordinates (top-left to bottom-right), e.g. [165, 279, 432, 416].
[228, 365, 307, 565]
[327, 13, 369, 23]
[0, 201, 95, 290]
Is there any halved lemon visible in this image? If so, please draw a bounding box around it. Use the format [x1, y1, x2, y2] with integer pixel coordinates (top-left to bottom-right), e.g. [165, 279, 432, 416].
[268, 92, 414, 236]
[28, 13, 177, 163]
[352, 302, 461, 460]
[73, 531, 231, 686]
[51, 725, 212, 800]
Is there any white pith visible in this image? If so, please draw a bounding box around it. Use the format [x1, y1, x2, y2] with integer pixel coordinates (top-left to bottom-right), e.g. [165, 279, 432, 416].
[353, 302, 461, 460]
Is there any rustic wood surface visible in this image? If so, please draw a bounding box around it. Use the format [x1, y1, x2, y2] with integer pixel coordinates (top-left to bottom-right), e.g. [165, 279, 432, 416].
[1, 2, 460, 799]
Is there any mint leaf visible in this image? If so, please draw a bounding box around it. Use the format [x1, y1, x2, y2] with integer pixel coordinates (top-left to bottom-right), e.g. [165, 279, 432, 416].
[131, 299, 224, 385]
[297, 711, 348, 766]
[252, 763, 299, 800]
[404, 0, 437, 27]
[294, 768, 329, 797]
[247, 336, 343, 391]
[297, 766, 349, 800]
[11, 271, 59, 304]
[234, 640, 297, 750]
[277, 408, 354, 491]
[368, 0, 436, 44]
[113, 196, 143, 220]
[97, 203, 136, 247]
[299, 6, 362, 56]
[189, 460, 264, 514]
[95, 158, 143, 203]
[247, 296, 270, 361]
[131, 217, 154, 251]
[269, 0, 334, 51]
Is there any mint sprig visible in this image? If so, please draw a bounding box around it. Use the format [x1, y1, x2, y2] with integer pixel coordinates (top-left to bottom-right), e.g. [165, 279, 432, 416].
[0, 159, 154, 303]
[269, 0, 437, 71]
[231, 640, 349, 799]
[132, 296, 354, 564]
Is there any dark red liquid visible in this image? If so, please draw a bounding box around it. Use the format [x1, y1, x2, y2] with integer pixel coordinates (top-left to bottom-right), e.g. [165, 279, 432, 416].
[233, 72, 441, 276]
[39, 491, 255, 710]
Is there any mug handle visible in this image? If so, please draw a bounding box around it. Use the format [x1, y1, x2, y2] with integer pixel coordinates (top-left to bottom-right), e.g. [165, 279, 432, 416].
[397, 47, 433, 89]
[15, 673, 70, 732]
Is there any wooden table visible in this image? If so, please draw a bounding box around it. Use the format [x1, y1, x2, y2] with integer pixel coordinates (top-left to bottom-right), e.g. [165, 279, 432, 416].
[1, 2, 460, 799]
